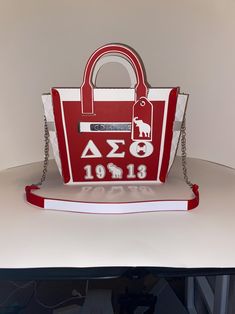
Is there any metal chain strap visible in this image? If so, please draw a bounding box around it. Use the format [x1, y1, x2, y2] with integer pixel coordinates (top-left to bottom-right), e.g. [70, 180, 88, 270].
[34, 115, 50, 186]
[180, 117, 193, 188]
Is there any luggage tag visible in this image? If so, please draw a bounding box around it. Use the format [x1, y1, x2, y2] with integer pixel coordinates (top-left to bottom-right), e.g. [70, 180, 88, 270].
[131, 97, 153, 142]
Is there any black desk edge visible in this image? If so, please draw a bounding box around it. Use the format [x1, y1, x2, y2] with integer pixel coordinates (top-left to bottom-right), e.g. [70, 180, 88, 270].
[0, 267, 234, 280]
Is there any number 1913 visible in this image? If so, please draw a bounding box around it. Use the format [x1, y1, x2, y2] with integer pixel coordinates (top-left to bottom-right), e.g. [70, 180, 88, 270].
[84, 164, 147, 180]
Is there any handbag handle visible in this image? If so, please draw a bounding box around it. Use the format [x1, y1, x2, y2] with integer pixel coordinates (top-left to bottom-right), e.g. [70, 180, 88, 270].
[81, 44, 148, 114]
[92, 55, 137, 87]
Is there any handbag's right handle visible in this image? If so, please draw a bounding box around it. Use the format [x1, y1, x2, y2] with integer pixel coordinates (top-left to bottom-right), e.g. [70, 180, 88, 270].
[81, 44, 148, 114]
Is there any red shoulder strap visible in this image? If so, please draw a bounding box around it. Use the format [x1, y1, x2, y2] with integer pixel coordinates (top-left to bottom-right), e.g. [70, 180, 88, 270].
[25, 184, 199, 213]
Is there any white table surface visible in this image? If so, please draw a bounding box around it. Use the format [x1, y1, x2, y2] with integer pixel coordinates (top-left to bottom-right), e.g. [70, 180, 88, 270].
[0, 157, 234, 269]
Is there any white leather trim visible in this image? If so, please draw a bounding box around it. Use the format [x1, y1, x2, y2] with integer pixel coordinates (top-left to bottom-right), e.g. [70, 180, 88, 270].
[168, 94, 188, 171]
[53, 88, 173, 101]
[156, 89, 171, 181]
[44, 199, 187, 213]
[92, 55, 136, 87]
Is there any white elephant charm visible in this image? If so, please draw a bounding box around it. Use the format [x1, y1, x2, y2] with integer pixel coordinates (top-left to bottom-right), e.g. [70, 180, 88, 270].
[133, 117, 151, 138]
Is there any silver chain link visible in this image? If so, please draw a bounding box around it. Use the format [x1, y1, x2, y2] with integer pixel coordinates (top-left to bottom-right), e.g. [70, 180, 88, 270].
[180, 117, 193, 188]
[34, 115, 50, 186]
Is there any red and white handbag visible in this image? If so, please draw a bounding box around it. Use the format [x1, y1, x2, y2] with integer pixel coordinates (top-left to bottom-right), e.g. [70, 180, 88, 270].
[25, 44, 199, 213]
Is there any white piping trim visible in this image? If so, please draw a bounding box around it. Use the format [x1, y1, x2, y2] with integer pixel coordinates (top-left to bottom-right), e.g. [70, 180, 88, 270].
[55, 88, 172, 101]
[156, 89, 171, 182]
[60, 100, 73, 184]
[59, 180, 162, 186]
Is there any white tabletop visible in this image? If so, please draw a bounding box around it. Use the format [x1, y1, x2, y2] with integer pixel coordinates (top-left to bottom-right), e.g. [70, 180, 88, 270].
[0, 157, 234, 270]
